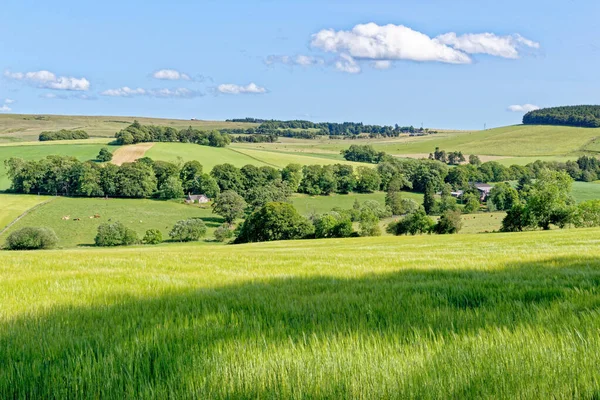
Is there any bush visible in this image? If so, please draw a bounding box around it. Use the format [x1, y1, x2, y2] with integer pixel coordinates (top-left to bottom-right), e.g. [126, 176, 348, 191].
[214, 224, 234, 242]
[434, 210, 463, 234]
[235, 202, 314, 243]
[97, 147, 113, 162]
[5, 227, 58, 250]
[169, 218, 207, 242]
[313, 212, 354, 238]
[39, 129, 89, 141]
[143, 229, 163, 245]
[387, 207, 435, 236]
[95, 222, 138, 246]
[358, 209, 381, 237]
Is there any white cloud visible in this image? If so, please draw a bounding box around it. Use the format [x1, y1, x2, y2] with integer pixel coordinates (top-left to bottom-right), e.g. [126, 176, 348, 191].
[4, 98, 15, 104]
[507, 104, 540, 112]
[152, 69, 191, 81]
[371, 60, 392, 70]
[435, 32, 539, 59]
[4, 69, 90, 91]
[217, 83, 267, 95]
[335, 54, 361, 74]
[311, 23, 472, 64]
[0, 98, 13, 112]
[101, 87, 147, 97]
[266, 54, 324, 67]
[100, 86, 202, 98]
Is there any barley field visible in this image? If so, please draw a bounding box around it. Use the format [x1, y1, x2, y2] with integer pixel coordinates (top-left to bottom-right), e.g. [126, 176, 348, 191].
[2, 229, 600, 398]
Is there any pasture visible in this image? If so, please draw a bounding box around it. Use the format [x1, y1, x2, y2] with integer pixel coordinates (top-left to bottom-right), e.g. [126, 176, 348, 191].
[0, 197, 223, 248]
[0, 194, 51, 233]
[2, 229, 600, 398]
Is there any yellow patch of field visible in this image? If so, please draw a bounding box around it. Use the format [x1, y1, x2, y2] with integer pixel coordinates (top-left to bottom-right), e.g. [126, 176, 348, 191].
[0, 194, 52, 233]
[111, 143, 155, 165]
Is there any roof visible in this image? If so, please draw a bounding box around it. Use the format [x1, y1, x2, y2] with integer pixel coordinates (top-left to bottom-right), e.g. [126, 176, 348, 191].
[473, 183, 493, 191]
[186, 194, 209, 200]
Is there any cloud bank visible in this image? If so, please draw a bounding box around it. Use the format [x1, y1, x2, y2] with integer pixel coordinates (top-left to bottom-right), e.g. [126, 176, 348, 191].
[152, 69, 191, 81]
[217, 83, 267, 95]
[4, 70, 90, 91]
[100, 87, 202, 98]
[508, 104, 541, 112]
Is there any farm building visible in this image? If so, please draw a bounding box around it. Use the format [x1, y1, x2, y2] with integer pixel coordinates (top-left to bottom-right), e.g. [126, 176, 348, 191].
[185, 194, 210, 204]
[473, 183, 493, 200]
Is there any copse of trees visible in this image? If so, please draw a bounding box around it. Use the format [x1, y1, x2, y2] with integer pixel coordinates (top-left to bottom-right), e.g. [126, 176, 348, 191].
[341, 145, 386, 163]
[114, 121, 231, 147]
[4, 227, 59, 250]
[523, 105, 600, 128]
[235, 202, 314, 243]
[39, 129, 89, 141]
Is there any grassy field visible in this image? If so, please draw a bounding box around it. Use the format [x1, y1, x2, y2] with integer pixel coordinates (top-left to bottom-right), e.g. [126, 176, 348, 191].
[0, 194, 51, 232]
[0, 197, 224, 248]
[291, 192, 423, 216]
[0, 114, 257, 142]
[2, 229, 600, 398]
[0, 143, 115, 190]
[572, 181, 600, 203]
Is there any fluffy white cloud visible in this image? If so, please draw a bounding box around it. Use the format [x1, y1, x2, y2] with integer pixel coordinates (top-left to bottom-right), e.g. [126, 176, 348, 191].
[266, 55, 324, 66]
[311, 23, 472, 64]
[335, 54, 361, 74]
[0, 98, 13, 112]
[507, 104, 540, 112]
[152, 69, 191, 81]
[435, 32, 539, 59]
[371, 60, 392, 70]
[4, 70, 90, 91]
[217, 83, 267, 95]
[100, 86, 201, 98]
[4, 98, 15, 104]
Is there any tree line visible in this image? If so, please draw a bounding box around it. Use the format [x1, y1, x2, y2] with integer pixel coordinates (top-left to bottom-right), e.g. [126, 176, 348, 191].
[39, 129, 89, 141]
[114, 121, 231, 147]
[523, 105, 600, 128]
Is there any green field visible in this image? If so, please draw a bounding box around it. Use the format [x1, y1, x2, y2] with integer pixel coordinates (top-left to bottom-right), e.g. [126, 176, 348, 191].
[2, 229, 600, 398]
[0, 197, 223, 248]
[291, 192, 423, 216]
[0, 194, 51, 232]
[0, 114, 257, 143]
[0, 143, 114, 190]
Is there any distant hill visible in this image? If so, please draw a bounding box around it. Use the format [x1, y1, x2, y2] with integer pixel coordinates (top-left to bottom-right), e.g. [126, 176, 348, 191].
[0, 114, 258, 143]
[523, 105, 600, 128]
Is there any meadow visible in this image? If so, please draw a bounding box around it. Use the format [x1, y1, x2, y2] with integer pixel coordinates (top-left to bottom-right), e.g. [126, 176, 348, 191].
[2, 229, 600, 398]
[0, 196, 223, 248]
[0, 194, 51, 234]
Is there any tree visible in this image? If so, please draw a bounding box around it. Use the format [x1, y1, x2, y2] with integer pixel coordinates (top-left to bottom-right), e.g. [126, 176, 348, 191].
[469, 154, 482, 166]
[462, 193, 481, 214]
[573, 200, 600, 228]
[341, 145, 385, 163]
[282, 164, 303, 192]
[5, 227, 58, 250]
[143, 229, 163, 245]
[245, 181, 292, 210]
[358, 209, 381, 237]
[387, 207, 434, 236]
[193, 174, 220, 199]
[501, 204, 530, 232]
[212, 190, 247, 223]
[169, 219, 207, 242]
[97, 147, 113, 162]
[210, 163, 244, 193]
[525, 170, 575, 230]
[385, 190, 404, 215]
[423, 180, 436, 215]
[333, 164, 356, 194]
[434, 210, 463, 234]
[180, 161, 203, 193]
[488, 182, 519, 211]
[355, 166, 381, 193]
[362, 200, 391, 219]
[116, 162, 157, 198]
[313, 212, 354, 238]
[235, 202, 314, 243]
[158, 175, 184, 199]
[95, 222, 138, 246]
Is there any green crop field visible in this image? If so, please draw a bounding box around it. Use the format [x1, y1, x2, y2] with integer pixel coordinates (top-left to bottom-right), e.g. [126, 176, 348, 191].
[571, 181, 600, 203]
[0, 194, 51, 232]
[0, 197, 224, 248]
[2, 229, 600, 398]
[0, 114, 257, 143]
[0, 143, 115, 190]
[291, 192, 423, 216]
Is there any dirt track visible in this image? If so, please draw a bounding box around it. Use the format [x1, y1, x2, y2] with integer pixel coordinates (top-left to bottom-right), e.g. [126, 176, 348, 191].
[111, 143, 155, 166]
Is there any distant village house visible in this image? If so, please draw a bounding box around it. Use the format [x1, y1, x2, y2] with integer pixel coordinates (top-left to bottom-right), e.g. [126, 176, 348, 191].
[185, 194, 210, 204]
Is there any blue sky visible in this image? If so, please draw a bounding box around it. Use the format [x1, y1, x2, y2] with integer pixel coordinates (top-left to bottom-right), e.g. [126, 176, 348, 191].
[1, 0, 599, 129]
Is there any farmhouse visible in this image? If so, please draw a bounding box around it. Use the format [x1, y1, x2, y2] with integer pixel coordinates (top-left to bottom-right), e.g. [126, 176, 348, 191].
[473, 183, 493, 200]
[185, 194, 210, 204]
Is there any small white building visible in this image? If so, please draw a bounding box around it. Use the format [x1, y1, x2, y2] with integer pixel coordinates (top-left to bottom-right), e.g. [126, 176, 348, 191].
[185, 194, 210, 204]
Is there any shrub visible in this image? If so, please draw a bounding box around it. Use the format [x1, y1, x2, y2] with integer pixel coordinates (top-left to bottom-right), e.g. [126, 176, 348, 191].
[95, 222, 138, 246]
[359, 209, 381, 237]
[434, 210, 463, 234]
[5, 227, 58, 250]
[387, 207, 435, 236]
[143, 229, 163, 245]
[214, 224, 234, 242]
[97, 147, 113, 162]
[313, 212, 354, 238]
[462, 193, 481, 214]
[169, 218, 207, 242]
[235, 202, 314, 244]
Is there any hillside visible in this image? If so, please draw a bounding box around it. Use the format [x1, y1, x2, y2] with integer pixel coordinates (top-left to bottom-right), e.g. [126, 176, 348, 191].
[0, 114, 257, 143]
[2, 229, 600, 398]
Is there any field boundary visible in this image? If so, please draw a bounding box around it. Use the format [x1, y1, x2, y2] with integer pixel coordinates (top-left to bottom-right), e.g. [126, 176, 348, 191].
[227, 147, 281, 168]
[0, 198, 55, 236]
